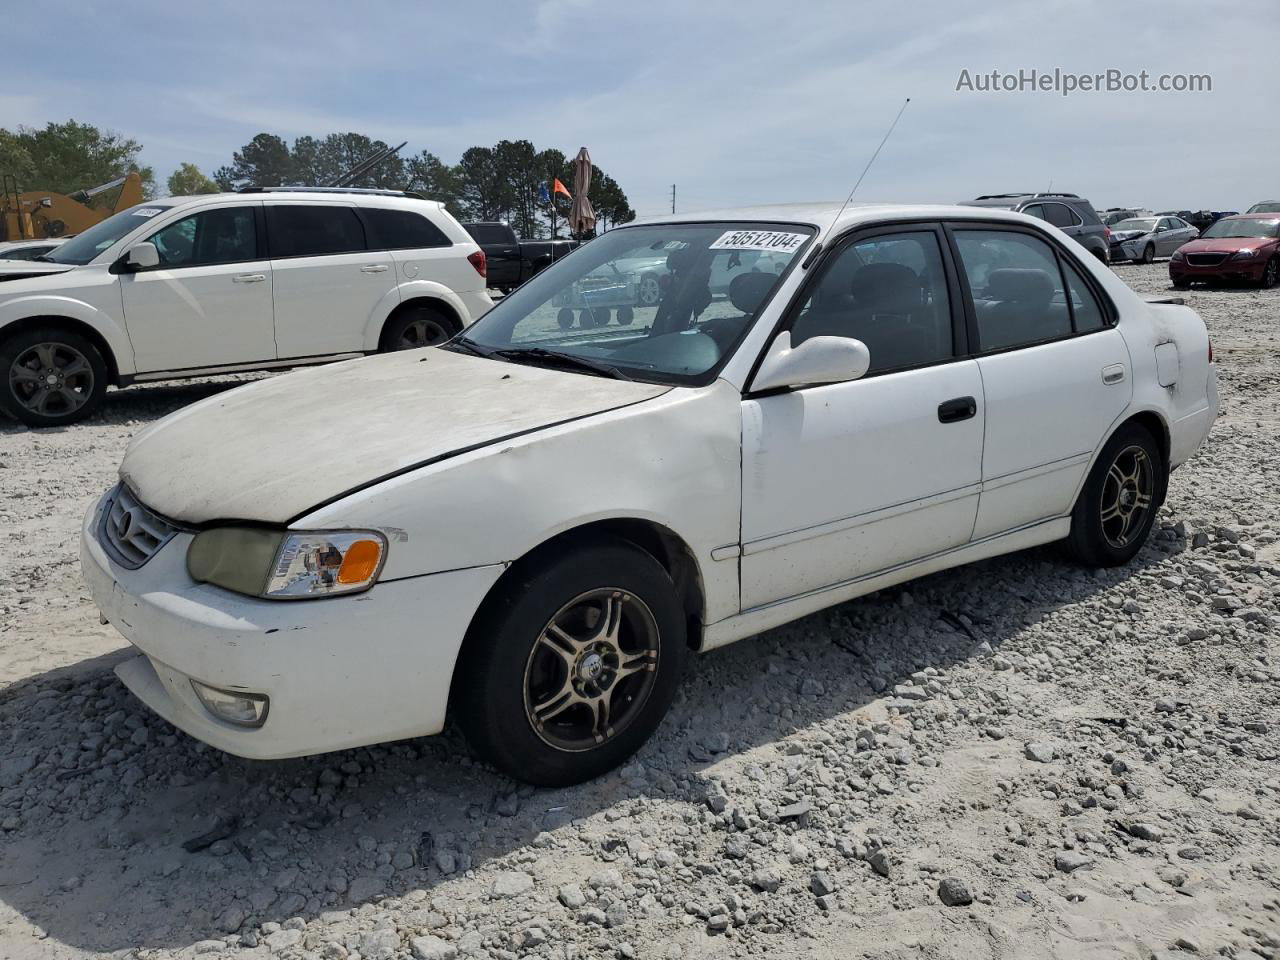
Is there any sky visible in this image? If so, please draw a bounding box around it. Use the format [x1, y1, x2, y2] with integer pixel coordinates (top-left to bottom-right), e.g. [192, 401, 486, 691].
[4, 0, 1276, 217]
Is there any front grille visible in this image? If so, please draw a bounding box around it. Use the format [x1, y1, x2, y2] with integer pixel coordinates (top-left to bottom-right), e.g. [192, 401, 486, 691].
[99, 485, 178, 569]
[1186, 253, 1227, 266]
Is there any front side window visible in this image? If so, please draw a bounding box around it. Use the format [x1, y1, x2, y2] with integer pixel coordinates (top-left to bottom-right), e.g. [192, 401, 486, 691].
[148, 207, 258, 267]
[266, 205, 366, 257]
[788, 231, 954, 374]
[454, 222, 814, 385]
[363, 208, 450, 249]
[1020, 203, 1046, 221]
[954, 230, 1072, 350]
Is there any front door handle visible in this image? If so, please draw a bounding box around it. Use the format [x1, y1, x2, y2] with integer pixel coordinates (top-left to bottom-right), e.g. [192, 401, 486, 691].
[361, 264, 389, 274]
[938, 396, 978, 424]
[232, 273, 266, 283]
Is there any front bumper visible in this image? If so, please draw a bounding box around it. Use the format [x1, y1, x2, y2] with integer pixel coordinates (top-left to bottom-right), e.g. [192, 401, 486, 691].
[80, 491, 504, 759]
[1169, 256, 1266, 283]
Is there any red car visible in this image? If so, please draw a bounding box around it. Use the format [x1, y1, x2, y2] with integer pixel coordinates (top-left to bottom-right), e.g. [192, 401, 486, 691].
[1170, 214, 1280, 289]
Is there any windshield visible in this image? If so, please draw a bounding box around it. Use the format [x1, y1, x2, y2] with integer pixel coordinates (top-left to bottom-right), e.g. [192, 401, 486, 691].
[42, 204, 176, 265]
[1200, 218, 1280, 240]
[454, 222, 814, 384]
[1113, 218, 1157, 232]
[1246, 202, 1280, 214]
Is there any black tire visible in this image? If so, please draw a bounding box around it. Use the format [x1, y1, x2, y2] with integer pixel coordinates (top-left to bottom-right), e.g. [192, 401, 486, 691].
[1141, 244, 1156, 265]
[456, 539, 687, 786]
[380, 305, 459, 351]
[1065, 422, 1166, 567]
[591, 308, 611, 327]
[616, 306, 634, 325]
[556, 308, 575, 330]
[1172, 278, 1191, 290]
[0, 326, 108, 427]
[1261, 256, 1279, 289]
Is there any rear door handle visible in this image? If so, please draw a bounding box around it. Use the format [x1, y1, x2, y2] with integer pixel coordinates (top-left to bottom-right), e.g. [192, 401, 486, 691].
[1102, 363, 1126, 385]
[232, 273, 266, 283]
[361, 264, 389, 274]
[938, 396, 978, 424]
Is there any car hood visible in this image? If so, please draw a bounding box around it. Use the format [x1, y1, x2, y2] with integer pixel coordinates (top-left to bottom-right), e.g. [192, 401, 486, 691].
[0, 260, 76, 281]
[120, 348, 671, 525]
[1180, 236, 1276, 254]
[1111, 229, 1153, 242]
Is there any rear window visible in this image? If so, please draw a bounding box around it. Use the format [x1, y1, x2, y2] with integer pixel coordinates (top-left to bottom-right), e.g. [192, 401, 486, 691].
[266, 205, 367, 257]
[363, 207, 451, 250]
[465, 223, 513, 245]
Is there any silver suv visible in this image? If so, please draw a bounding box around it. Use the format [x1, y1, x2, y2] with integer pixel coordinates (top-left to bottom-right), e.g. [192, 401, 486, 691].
[959, 193, 1110, 263]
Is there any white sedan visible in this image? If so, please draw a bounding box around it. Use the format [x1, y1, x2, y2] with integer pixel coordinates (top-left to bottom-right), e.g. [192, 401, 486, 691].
[81, 203, 1218, 785]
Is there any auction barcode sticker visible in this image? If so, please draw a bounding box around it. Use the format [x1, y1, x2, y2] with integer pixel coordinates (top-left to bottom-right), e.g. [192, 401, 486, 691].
[131, 208, 164, 218]
[709, 230, 808, 253]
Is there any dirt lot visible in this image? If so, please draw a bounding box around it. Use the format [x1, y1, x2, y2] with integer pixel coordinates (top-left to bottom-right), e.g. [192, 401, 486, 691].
[1, 263, 1277, 960]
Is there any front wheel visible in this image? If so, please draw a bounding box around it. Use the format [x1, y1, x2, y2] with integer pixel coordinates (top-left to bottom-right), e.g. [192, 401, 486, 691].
[0, 327, 108, 427]
[1261, 256, 1279, 289]
[1065, 423, 1165, 567]
[1141, 244, 1156, 264]
[456, 540, 687, 786]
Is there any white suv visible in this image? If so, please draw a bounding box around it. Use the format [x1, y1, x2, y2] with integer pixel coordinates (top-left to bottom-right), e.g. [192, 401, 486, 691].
[0, 188, 492, 427]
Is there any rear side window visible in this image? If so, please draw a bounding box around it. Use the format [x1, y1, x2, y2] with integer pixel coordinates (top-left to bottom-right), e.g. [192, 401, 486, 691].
[147, 206, 258, 267]
[1042, 203, 1082, 228]
[954, 230, 1071, 350]
[1062, 260, 1105, 332]
[266, 205, 366, 258]
[789, 230, 954, 374]
[363, 208, 451, 249]
[465, 224, 513, 245]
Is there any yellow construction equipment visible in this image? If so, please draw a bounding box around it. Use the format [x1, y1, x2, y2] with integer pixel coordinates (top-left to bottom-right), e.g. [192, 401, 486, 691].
[1, 171, 143, 241]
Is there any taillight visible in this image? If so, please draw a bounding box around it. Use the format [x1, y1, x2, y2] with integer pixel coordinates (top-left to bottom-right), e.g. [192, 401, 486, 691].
[467, 249, 486, 278]
[1104, 227, 1112, 240]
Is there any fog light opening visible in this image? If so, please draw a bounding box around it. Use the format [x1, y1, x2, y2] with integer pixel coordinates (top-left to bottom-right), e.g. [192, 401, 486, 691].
[191, 681, 269, 728]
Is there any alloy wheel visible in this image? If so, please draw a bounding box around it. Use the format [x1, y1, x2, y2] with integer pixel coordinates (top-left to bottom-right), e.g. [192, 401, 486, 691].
[522, 588, 660, 752]
[1100, 445, 1154, 549]
[8, 341, 95, 417]
[397, 317, 449, 349]
[638, 275, 661, 306]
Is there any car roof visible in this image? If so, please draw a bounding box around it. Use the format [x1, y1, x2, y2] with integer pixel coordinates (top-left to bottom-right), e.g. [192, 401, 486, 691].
[1223, 212, 1280, 220]
[633, 201, 1033, 233]
[160, 191, 446, 211]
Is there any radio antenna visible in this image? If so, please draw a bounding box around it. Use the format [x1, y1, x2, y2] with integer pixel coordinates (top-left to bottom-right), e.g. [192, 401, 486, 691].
[826, 97, 911, 239]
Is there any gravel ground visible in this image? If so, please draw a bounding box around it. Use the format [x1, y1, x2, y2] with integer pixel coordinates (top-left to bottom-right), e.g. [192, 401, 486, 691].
[1, 263, 1277, 960]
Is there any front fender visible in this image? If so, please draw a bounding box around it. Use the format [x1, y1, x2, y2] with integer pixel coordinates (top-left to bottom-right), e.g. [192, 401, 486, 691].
[361, 281, 477, 351]
[297, 380, 744, 625]
[0, 293, 135, 374]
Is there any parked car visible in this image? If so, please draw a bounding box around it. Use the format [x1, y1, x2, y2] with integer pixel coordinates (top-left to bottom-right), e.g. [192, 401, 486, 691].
[1108, 215, 1199, 263]
[1246, 201, 1280, 214]
[0, 187, 492, 427]
[1101, 208, 1150, 227]
[1185, 211, 1236, 233]
[958, 193, 1110, 262]
[1169, 213, 1280, 289]
[0, 237, 68, 261]
[82, 202, 1217, 786]
[463, 222, 578, 293]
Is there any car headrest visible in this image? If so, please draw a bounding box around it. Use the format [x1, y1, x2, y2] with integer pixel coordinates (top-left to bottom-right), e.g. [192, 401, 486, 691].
[986, 268, 1054, 305]
[728, 271, 776, 314]
[850, 262, 919, 309]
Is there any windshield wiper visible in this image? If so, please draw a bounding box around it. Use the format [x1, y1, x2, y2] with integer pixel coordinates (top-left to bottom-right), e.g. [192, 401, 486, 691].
[443, 337, 492, 357]
[492, 347, 633, 381]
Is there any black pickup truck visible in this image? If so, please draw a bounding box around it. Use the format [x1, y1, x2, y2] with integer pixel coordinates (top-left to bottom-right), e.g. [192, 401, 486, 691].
[462, 222, 579, 293]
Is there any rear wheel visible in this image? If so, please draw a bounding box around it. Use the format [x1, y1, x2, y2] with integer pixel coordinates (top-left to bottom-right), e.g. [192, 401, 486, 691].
[380, 305, 458, 351]
[1065, 422, 1165, 567]
[1261, 256, 1279, 289]
[637, 273, 661, 307]
[0, 326, 108, 427]
[456, 540, 687, 786]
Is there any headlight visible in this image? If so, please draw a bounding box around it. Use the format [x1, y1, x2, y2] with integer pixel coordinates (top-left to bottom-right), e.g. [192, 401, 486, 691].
[1232, 248, 1257, 260]
[188, 528, 387, 599]
[1171, 249, 1185, 261]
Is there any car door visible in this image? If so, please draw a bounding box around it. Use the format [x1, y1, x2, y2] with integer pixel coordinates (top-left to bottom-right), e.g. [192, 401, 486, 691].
[118, 201, 275, 372]
[947, 225, 1132, 540]
[266, 202, 398, 358]
[739, 225, 985, 609]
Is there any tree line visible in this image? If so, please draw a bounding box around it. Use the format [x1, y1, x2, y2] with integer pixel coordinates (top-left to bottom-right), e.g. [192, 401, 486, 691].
[1, 121, 635, 239]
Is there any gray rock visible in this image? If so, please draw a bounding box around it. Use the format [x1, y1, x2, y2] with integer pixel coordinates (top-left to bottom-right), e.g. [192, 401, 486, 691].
[491, 870, 534, 898]
[359, 928, 401, 960]
[558, 884, 587, 909]
[810, 871, 835, 897]
[937, 877, 974, 906]
[410, 935, 457, 960]
[1024, 742, 1056, 763]
[750, 865, 785, 893]
[1055, 851, 1093, 873]
[868, 850, 893, 878]
[346, 875, 386, 903]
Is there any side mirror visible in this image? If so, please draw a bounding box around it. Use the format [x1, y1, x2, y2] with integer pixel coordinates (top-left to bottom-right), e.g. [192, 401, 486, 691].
[751, 332, 871, 393]
[124, 242, 160, 271]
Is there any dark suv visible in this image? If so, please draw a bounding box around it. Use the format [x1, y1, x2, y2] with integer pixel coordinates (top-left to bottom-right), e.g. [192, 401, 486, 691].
[959, 193, 1110, 263]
